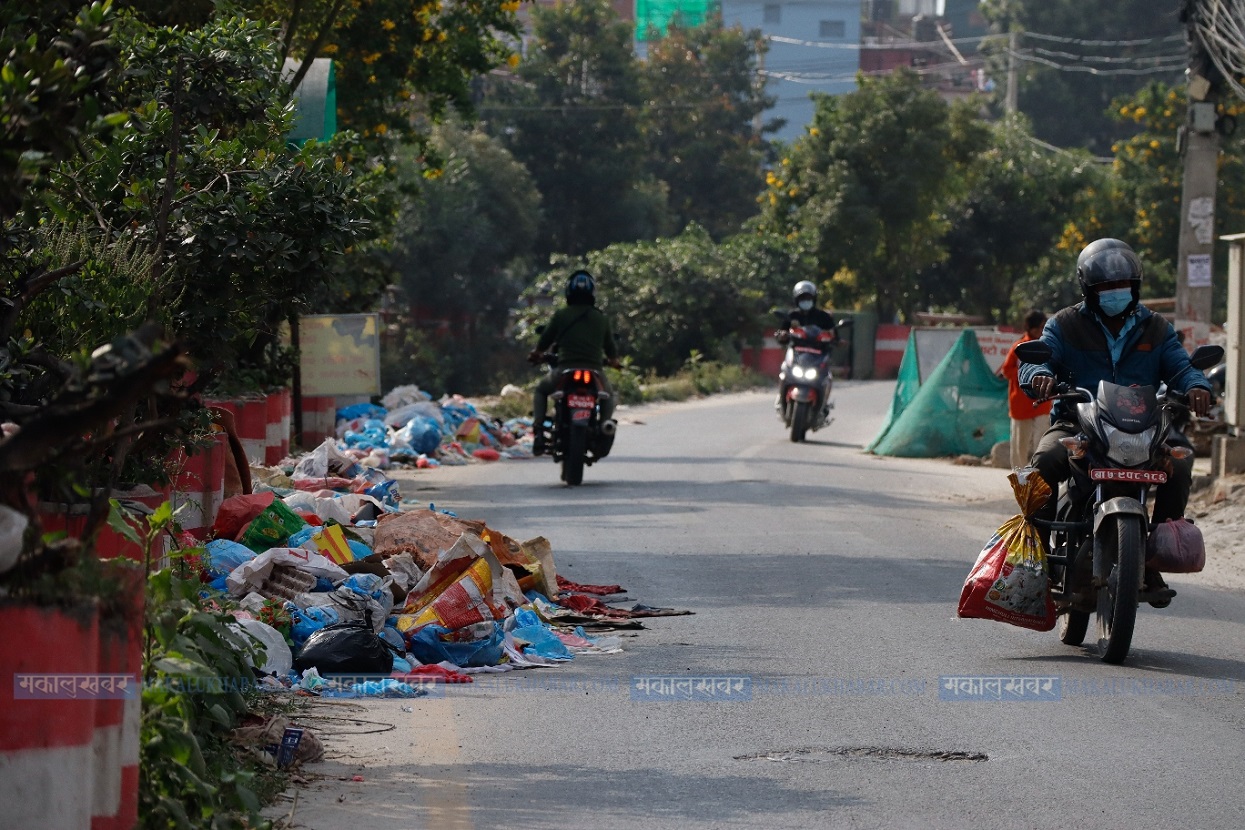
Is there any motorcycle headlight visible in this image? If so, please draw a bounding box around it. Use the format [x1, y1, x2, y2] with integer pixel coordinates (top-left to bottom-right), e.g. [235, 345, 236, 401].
[1102, 423, 1156, 467]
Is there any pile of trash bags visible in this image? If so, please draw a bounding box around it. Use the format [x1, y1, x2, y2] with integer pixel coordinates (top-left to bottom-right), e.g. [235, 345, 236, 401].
[333, 384, 533, 471]
[205, 479, 651, 700]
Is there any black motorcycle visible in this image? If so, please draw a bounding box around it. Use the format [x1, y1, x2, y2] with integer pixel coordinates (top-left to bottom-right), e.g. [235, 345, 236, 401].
[775, 320, 849, 443]
[532, 355, 616, 486]
[1017, 341, 1223, 664]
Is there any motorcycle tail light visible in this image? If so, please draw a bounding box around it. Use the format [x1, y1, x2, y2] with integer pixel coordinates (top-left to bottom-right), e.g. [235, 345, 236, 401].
[1060, 436, 1087, 459]
[1166, 445, 1193, 460]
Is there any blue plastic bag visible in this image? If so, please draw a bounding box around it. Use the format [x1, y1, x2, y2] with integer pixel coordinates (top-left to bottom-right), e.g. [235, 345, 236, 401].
[338, 403, 387, 422]
[289, 604, 340, 648]
[204, 539, 257, 574]
[403, 416, 443, 455]
[407, 623, 505, 668]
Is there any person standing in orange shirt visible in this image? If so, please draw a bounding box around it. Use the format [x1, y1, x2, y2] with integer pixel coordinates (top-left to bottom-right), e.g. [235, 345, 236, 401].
[1000, 309, 1053, 468]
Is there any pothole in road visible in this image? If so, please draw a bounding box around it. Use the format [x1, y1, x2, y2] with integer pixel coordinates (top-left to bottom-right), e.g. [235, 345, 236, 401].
[735, 746, 988, 763]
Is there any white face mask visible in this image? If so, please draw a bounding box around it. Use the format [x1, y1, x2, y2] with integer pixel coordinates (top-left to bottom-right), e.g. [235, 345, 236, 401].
[798, 300, 814, 311]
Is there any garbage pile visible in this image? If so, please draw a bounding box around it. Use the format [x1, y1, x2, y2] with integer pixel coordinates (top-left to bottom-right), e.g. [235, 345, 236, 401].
[206, 465, 686, 704]
[333, 384, 532, 471]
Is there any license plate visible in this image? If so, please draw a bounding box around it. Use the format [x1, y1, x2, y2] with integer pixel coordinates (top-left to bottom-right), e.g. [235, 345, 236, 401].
[568, 394, 595, 409]
[572, 409, 592, 421]
[1090, 468, 1167, 484]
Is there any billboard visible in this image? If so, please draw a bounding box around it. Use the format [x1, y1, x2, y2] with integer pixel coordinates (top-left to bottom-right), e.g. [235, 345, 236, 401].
[295, 313, 381, 396]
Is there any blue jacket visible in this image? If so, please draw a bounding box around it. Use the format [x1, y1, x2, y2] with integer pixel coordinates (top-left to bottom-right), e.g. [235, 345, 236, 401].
[1017, 303, 1212, 422]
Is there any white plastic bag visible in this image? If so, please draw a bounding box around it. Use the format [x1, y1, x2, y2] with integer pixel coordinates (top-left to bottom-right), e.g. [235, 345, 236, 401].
[232, 617, 293, 677]
[227, 547, 348, 596]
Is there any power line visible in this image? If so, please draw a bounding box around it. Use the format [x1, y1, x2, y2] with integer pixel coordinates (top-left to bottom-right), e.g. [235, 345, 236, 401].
[1020, 31, 1185, 47]
[1006, 48, 1186, 76]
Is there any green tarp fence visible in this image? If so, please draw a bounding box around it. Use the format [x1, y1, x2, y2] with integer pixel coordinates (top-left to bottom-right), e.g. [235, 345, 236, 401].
[283, 58, 337, 146]
[867, 329, 1009, 458]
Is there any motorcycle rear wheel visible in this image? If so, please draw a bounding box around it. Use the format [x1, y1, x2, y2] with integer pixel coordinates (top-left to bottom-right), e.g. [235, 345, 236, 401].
[790, 401, 809, 442]
[1058, 610, 1090, 645]
[1096, 515, 1142, 664]
[562, 427, 587, 486]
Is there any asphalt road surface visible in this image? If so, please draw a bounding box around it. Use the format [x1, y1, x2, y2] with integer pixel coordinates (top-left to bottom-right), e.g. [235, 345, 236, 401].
[272, 381, 1245, 830]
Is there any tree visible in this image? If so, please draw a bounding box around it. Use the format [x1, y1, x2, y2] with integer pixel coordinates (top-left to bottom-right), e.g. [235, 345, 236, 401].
[639, 17, 773, 239]
[917, 115, 1096, 323]
[28, 16, 381, 391]
[518, 224, 809, 375]
[757, 70, 986, 322]
[481, 0, 670, 260]
[385, 117, 540, 394]
[236, 0, 521, 139]
[979, 0, 1185, 155]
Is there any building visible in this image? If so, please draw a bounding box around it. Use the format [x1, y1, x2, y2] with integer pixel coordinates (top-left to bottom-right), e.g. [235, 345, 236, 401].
[720, 0, 861, 141]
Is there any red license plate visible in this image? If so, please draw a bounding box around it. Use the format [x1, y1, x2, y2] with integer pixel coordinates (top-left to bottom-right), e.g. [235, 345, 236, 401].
[568, 394, 595, 409]
[1090, 468, 1167, 484]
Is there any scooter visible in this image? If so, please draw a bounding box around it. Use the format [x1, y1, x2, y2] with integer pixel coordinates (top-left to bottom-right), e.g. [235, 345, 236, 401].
[1016, 340, 1223, 664]
[775, 319, 850, 443]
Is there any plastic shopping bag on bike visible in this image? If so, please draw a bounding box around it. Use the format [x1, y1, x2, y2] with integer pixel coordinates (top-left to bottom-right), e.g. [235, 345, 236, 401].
[1147, 518, 1206, 573]
[957, 468, 1056, 632]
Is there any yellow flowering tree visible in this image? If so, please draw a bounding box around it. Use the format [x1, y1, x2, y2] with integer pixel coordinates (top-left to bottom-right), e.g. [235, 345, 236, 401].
[239, 0, 521, 138]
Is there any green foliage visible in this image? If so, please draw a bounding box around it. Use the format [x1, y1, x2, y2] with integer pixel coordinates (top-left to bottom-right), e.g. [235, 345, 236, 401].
[639, 18, 773, 239]
[978, 0, 1183, 155]
[41, 16, 383, 391]
[481, 0, 672, 259]
[758, 70, 986, 322]
[0, 0, 122, 219]
[519, 224, 809, 376]
[917, 115, 1098, 323]
[238, 0, 521, 140]
[140, 553, 269, 829]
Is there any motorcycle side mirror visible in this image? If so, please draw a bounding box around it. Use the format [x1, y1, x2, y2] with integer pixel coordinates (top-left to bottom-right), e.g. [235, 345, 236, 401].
[837, 318, 854, 328]
[1014, 341, 1052, 364]
[1189, 344, 1224, 371]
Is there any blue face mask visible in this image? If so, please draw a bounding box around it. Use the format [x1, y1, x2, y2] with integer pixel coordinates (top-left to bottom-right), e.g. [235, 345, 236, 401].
[798, 300, 814, 311]
[1096, 287, 1133, 317]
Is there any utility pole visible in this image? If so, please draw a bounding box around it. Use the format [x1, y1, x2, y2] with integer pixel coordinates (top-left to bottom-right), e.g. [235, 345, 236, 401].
[1175, 18, 1220, 346]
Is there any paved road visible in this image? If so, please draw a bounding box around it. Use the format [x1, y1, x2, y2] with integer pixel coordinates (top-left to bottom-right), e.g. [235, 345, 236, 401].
[273, 382, 1245, 830]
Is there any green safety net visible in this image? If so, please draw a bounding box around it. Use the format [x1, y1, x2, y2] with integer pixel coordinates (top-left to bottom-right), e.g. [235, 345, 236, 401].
[868, 329, 1009, 458]
[636, 0, 718, 40]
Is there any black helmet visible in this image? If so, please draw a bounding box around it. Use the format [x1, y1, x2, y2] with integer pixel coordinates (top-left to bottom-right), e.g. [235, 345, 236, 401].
[1076, 238, 1142, 312]
[566, 270, 595, 304]
[793, 280, 817, 304]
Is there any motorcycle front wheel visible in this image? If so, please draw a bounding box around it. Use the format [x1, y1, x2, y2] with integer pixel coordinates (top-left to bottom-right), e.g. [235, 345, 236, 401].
[562, 426, 587, 486]
[1096, 515, 1142, 664]
[790, 400, 809, 442]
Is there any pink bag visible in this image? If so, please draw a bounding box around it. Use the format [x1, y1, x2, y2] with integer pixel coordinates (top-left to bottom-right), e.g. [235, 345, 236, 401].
[1147, 518, 1206, 573]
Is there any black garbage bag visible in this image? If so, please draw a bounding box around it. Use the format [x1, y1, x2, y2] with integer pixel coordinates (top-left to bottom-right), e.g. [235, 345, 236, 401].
[293, 620, 396, 675]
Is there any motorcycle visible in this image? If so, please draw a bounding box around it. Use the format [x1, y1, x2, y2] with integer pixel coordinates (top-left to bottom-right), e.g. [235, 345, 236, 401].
[531, 353, 616, 486]
[1016, 340, 1223, 664]
[775, 319, 850, 443]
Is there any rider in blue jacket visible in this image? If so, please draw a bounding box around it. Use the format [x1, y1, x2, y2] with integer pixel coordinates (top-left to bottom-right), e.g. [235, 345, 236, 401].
[1019, 238, 1212, 607]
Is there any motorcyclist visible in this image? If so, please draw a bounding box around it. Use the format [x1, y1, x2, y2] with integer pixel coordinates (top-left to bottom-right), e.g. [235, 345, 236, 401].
[1018, 238, 1212, 607]
[775, 281, 838, 414]
[528, 270, 621, 456]
[777, 280, 838, 338]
